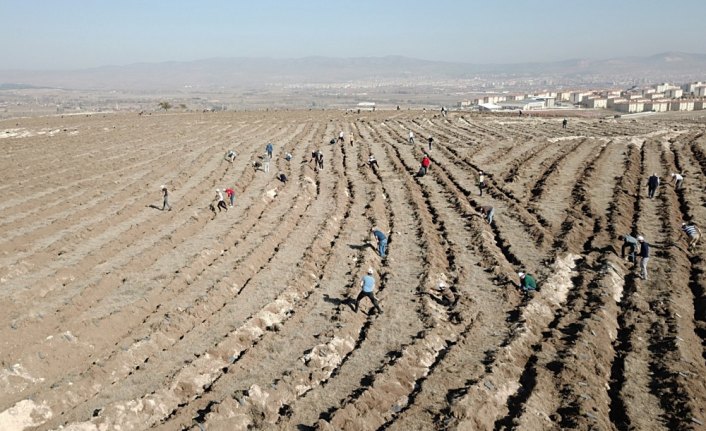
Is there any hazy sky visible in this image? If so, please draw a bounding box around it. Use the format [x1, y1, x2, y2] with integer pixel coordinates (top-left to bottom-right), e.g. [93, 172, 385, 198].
[2, 0, 705, 70]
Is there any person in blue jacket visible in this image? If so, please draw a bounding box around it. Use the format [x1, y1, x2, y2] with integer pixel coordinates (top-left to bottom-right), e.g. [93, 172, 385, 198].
[370, 227, 388, 258]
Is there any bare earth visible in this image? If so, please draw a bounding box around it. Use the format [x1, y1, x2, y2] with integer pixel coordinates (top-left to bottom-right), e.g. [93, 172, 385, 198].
[1, 110, 705, 431]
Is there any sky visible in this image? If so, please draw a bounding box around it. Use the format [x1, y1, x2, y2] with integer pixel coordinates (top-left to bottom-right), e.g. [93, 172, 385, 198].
[1, 0, 705, 70]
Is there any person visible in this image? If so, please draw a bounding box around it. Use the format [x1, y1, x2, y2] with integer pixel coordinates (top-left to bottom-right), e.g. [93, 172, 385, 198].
[638, 236, 649, 280]
[252, 160, 263, 170]
[329, 138, 336, 145]
[479, 205, 495, 224]
[224, 187, 235, 207]
[263, 154, 271, 173]
[266, 142, 274, 159]
[441, 106, 447, 118]
[408, 130, 415, 145]
[368, 155, 379, 175]
[647, 173, 660, 199]
[370, 227, 388, 258]
[316, 151, 324, 171]
[285, 152, 292, 161]
[417, 155, 431, 177]
[350, 137, 354, 147]
[518, 110, 523, 117]
[161, 185, 172, 211]
[277, 172, 288, 183]
[518, 272, 537, 293]
[671, 172, 684, 189]
[618, 234, 639, 263]
[478, 171, 486, 196]
[682, 222, 701, 250]
[562, 118, 568, 129]
[427, 136, 434, 151]
[215, 189, 228, 212]
[224, 150, 236, 163]
[354, 268, 383, 315]
[338, 131, 345, 143]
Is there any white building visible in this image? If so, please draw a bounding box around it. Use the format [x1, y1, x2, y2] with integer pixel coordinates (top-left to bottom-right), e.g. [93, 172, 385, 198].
[582, 97, 608, 109]
[682, 82, 704, 94]
[500, 99, 545, 111]
[665, 88, 683, 98]
[644, 100, 670, 112]
[670, 100, 694, 111]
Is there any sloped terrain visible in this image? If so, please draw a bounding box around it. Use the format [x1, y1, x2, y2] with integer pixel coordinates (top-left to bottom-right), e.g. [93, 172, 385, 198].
[1, 110, 705, 431]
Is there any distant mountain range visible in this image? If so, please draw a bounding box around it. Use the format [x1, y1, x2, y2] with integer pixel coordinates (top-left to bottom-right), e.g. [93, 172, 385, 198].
[1, 52, 705, 92]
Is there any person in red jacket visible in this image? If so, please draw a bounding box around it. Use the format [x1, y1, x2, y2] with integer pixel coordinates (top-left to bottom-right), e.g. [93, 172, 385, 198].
[224, 187, 235, 207]
[417, 155, 431, 177]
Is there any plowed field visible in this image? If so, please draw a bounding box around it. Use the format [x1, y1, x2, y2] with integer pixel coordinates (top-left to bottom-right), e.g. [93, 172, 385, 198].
[1, 111, 706, 431]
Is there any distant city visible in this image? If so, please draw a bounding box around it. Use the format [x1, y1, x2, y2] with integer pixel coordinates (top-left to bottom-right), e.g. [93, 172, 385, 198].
[461, 81, 706, 114]
[1, 53, 706, 117]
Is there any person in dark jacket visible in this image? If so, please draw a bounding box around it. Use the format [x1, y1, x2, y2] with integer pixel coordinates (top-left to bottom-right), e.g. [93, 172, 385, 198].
[638, 236, 649, 280]
[647, 173, 660, 199]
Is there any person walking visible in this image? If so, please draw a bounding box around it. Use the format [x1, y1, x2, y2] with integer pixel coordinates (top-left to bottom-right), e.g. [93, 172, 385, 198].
[225, 187, 235, 207]
[681, 222, 701, 250]
[518, 272, 537, 293]
[354, 268, 383, 315]
[427, 136, 434, 151]
[479, 205, 495, 224]
[370, 227, 388, 258]
[618, 234, 639, 264]
[478, 171, 486, 196]
[215, 189, 228, 212]
[562, 118, 568, 129]
[647, 173, 660, 199]
[671, 172, 684, 189]
[408, 130, 415, 145]
[266, 142, 274, 159]
[638, 236, 650, 280]
[161, 185, 172, 211]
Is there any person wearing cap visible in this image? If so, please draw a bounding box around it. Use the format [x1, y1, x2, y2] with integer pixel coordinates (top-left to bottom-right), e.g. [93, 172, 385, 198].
[214, 189, 228, 212]
[682, 222, 701, 250]
[224, 187, 235, 207]
[518, 272, 537, 293]
[161, 185, 172, 211]
[671, 172, 684, 189]
[478, 170, 486, 196]
[638, 236, 650, 280]
[479, 205, 495, 224]
[354, 268, 383, 315]
[618, 234, 639, 264]
[647, 173, 660, 199]
[370, 227, 388, 258]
